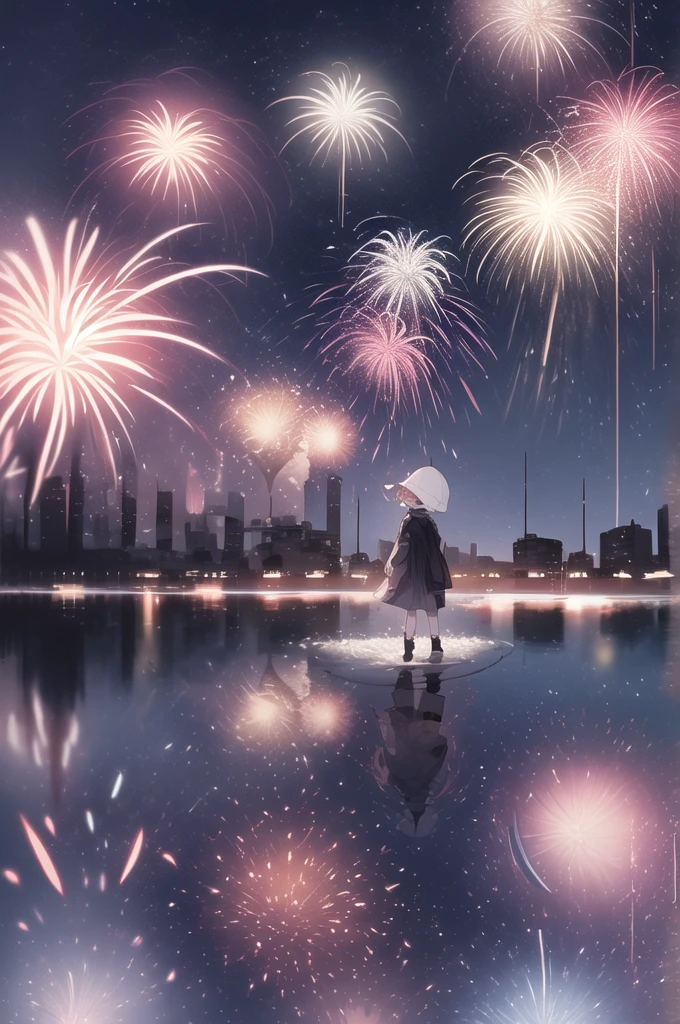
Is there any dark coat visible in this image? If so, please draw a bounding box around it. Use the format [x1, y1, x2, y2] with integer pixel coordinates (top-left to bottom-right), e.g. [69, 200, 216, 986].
[381, 508, 452, 611]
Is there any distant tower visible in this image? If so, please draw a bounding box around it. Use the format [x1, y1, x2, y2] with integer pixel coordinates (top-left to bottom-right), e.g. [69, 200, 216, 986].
[67, 447, 85, 557]
[658, 503, 670, 569]
[327, 475, 342, 554]
[93, 512, 111, 549]
[121, 479, 137, 550]
[40, 476, 67, 554]
[227, 491, 245, 523]
[156, 489, 173, 551]
[523, 451, 528, 538]
[469, 542, 477, 566]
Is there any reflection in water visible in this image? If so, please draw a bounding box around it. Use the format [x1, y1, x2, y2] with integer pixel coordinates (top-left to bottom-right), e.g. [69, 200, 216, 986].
[513, 603, 565, 646]
[0, 595, 678, 1023]
[373, 669, 452, 837]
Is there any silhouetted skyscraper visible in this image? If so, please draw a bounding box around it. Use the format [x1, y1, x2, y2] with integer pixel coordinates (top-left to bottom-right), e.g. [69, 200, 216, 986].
[227, 491, 245, 523]
[156, 490, 173, 551]
[93, 512, 111, 549]
[658, 504, 670, 569]
[223, 515, 244, 568]
[327, 475, 342, 554]
[600, 520, 653, 576]
[470, 542, 477, 566]
[40, 476, 67, 554]
[67, 448, 85, 557]
[121, 480, 137, 550]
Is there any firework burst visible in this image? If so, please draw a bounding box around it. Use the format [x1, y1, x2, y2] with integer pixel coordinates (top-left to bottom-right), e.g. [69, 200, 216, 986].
[301, 407, 357, 466]
[272, 65, 406, 226]
[564, 68, 680, 525]
[461, 0, 610, 101]
[300, 690, 356, 742]
[320, 308, 435, 419]
[475, 932, 606, 1024]
[212, 825, 381, 995]
[0, 219, 260, 503]
[518, 766, 638, 894]
[74, 75, 275, 227]
[463, 145, 611, 377]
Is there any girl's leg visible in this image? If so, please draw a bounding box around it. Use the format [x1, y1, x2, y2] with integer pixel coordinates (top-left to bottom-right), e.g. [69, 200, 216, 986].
[426, 609, 439, 636]
[425, 595, 443, 661]
[403, 609, 417, 663]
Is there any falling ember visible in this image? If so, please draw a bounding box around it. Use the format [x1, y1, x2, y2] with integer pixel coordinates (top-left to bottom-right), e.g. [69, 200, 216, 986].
[120, 828, 144, 885]
[131, 935, 143, 947]
[162, 852, 178, 867]
[111, 772, 124, 800]
[166, 969, 177, 982]
[17, 921, 28, 931]
[86, 811, 95, 833]
[19, 814, 64, 897]
[44, 817, 56, 837]
[3, 869, 20, 885]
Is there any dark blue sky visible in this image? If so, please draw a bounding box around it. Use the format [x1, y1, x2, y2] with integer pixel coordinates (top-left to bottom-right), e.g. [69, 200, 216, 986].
[1, 0, 679, 560]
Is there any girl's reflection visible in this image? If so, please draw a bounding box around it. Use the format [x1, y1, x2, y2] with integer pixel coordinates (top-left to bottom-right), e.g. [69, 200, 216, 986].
[372, 669, 452, 837]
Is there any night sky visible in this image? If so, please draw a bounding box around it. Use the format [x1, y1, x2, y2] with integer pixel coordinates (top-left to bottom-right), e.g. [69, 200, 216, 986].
[1, 0, 679, 559]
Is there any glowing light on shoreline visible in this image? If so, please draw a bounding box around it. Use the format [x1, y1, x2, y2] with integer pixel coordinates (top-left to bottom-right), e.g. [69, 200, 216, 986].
[0, 219, 261, 502]
[273, 65, 405, 226]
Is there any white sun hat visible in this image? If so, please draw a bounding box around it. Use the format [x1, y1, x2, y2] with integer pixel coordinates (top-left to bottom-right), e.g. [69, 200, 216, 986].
[397, 466, 449, 513]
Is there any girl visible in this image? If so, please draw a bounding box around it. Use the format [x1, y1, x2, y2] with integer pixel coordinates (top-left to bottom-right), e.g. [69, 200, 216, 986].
[380, 466, 452, 663]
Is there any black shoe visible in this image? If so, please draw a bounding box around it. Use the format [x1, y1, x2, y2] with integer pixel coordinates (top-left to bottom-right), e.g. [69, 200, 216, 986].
[403, 636, 415, 663]
[429, 636, 443, 663]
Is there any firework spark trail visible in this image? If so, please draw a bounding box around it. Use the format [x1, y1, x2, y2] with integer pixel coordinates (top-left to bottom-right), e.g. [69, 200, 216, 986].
[463, 144, 611, 392]
[0, 218, 261, 503]
[272, 65, 406, 226]
[120, 827, 144, 884]
[457, 0, 610, 102]
[565, 68, 680, 525]
[19, 814, 64, 896]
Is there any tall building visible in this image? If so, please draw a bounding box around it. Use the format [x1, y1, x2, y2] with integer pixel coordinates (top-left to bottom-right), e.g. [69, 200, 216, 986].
[40, 476, 67, 554]
[469, 542, 478, 566]
[121, 480, 137, 550]
[658, 504, 670, 570]
[513, 453, 562, 572]
[327, 475, 342, 554]
[600, 520, 653, 576]
[567, 478, 594, 573]
[204, 490, 227, 515]
[223, 515, 244, 569]
[93, 512, 111, 549]
[513, 534, 563, 572]
[227, 491, 245, 523]
[67, 449, 85, 557]
[156, 490, 173, 551]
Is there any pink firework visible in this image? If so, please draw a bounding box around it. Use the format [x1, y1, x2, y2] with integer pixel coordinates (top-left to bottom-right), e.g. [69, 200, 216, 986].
[320, 308, 436, 419]
[565, 69, 680, 528]
[518, 765, 648, 896]
[211, 826, 381, 995]
[74, 76, 275, 225]
[0, 218, 260, 503]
